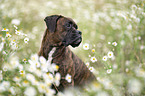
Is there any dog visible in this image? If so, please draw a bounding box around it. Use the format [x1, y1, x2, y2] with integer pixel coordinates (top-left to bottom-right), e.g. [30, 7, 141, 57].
[38, 15, 96, 92]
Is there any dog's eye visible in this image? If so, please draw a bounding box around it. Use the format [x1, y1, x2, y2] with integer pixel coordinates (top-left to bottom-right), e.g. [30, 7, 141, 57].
[66, 23, 71, 28]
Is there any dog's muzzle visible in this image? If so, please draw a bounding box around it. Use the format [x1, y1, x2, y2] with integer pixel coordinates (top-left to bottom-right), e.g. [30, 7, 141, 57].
[62, 30, 82, 47]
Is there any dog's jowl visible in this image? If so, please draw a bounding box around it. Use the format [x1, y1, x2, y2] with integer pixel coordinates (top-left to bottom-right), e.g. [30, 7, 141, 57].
[38, 15, 96, 92]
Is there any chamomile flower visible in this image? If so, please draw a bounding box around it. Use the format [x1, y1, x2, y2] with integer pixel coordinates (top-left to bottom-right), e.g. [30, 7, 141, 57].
[11, 19, 20, 25]
[10, 56, 20, 69]
[83, 43, 89, 50]
[92, 49, 95, 53]
[107, 69, 112, 74]
[107, 51, 114, 58]
[2, 28, 9, 31]
[24, 87, 36, 96]
[6, 32, 11, 37]
[2, 38, 5, 43]
[30, 54, 39, 61]
[112, 42, 117, 46]
[90, 56, 97, 63]
[10, 40, 16, 45]
[28, 63, 36, 72]
[45, 88, 56, 96]
[89, 67, 94, 72]
[108, 42, 111, 44]
[102, 56, 108, 61]
[1, 81, 10, 89]
[38, 83, 46, 93]
[15, 30, 21, 35]
[19, 70, 25, 74]
[24, 37, 29, 44]
[41, 63, 48, 72]
[11, 43, 18, 50]
[48, 73, 54, 82]
[54, 73, 61, 86]
[65, 74, 71, 83]
[3, 66, 7, 71]
[23, 58, 27, 63]
[35, 61, 40, 68]
[39, 56, 46, 64]
[86, 62, 90, 67]
[34, 69, 42, 77]
[13, 76, 21, 82]
[26, 73, 36, 84]
[51, 63, 59, 72]
[22, 80, 29, 86]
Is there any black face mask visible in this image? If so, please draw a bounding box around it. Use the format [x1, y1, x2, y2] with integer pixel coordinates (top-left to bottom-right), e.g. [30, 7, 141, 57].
[62, 28, 82, 48]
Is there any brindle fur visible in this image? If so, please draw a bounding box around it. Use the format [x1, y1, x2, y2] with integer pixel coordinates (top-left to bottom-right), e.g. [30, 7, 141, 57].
[39, 15, 96, 92]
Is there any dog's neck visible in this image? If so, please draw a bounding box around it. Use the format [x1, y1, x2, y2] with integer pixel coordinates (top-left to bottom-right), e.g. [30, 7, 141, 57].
[38, 42, 67, 60]
[38, 29, 67, 59]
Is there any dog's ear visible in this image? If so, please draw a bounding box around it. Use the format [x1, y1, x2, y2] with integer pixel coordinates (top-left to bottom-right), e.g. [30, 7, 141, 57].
[44, 15, 61, 33]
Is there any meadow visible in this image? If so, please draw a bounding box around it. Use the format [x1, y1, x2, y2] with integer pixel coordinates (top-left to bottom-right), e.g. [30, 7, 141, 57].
[0, 0, 145, 96]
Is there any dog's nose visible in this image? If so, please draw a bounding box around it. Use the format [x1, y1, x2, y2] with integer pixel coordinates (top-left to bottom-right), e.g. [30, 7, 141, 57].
[77, 31, 82, 35]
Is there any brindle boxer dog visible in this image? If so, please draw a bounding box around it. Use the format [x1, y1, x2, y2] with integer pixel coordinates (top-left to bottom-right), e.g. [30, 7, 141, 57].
[38, 15, 96, 93]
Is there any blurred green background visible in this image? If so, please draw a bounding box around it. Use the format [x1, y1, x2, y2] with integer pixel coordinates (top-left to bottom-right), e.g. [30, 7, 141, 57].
[0, 0, 145, 95]
[1, 0, 145, 68]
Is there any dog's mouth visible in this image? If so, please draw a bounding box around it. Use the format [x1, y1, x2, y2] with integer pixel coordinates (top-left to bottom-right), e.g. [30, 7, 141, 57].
[70, 37, 82, 47]
[62, 36, 82, 47]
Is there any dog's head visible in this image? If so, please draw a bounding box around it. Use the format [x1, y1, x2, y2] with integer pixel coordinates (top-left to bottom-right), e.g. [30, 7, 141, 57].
[44, 15, 82, 47]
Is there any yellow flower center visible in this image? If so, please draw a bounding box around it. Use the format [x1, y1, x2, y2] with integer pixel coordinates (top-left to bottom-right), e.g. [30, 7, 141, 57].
[126, 16, 128, 19]
[4, 28, 6, 30]
[46, 89, 50, 93]
[55, 65, 59, 70]
[47, 82, 51, 86]
[13, 40, 15, 42]
[68, 76, 71, 79]
[93, 58, 95, 60]
[20, 70, 24, 73]
[16, 83, 20, 87]
[36, 63, 38, 66]
[93, 82, 100, 88]
[23, 58, 26, 61]
[2, 40, 5, 42]
[23, 80, 28, 84]
[40, 85, 45, 89]
[92, 49, 95, 52]
[6, 32, 9, 34]
[16, 76, 19, 79]
[21, 74, 25, 77]
[109, 54, 112, 56]
[85, 46, 87, 48]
